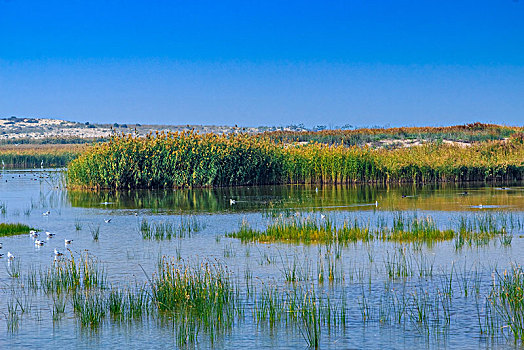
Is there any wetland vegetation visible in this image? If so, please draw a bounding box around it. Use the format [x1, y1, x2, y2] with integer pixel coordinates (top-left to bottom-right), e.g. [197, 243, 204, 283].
[0, 223, 33, 237]
[67, 126, 524, 189]
[1, 125, 524, 348]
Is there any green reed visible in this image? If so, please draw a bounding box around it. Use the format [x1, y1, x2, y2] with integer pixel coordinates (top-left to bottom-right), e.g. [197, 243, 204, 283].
[72, 291, 107, 328]
[139, 216, 204, 240]
[150, 257, 239, 345]
[490, 265, 524, 340]
[89, 224, 100, 241]
[40, 251, 106, 294]
[228, 213, 509, 245]
[0, 222, 33, 237]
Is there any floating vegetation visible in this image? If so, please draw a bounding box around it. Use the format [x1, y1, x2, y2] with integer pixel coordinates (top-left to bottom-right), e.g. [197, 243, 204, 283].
[139, 216, 204, 240]
[0, 222, 33, 237]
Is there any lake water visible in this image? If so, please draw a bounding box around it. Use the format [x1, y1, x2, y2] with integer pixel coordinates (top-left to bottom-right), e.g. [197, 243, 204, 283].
[1, 169, 524, 349]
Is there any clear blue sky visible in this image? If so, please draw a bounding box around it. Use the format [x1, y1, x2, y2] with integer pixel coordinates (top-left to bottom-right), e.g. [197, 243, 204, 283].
[1, 0, 523, 127]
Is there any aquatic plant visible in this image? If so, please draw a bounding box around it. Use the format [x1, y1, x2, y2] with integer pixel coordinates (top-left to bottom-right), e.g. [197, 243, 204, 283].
[0, 222, 33, 237]
[139, 216, 204, 240]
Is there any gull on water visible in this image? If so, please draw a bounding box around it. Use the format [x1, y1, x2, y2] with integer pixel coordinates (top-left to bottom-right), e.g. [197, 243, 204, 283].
[42, 211, 50, 216]
[46, 231, 56, 238]
[30, 231, 39, 238]
[65, 239, 73, 245]
[54, 248, 63, 256]
[7, 252, 14, 260]
[104, 219, 112, 223]
[34, 240, 45, 246]
[320, 214, 326, 220]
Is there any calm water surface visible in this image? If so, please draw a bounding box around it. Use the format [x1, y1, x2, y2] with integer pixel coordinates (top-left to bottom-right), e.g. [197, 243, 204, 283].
[1, 169, 524, 349]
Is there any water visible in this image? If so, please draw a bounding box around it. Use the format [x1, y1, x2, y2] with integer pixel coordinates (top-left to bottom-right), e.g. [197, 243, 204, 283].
[1, 169, 524, 349]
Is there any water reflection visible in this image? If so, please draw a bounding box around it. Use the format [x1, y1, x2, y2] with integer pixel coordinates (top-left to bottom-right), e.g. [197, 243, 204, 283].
[68, 182, 524, 213]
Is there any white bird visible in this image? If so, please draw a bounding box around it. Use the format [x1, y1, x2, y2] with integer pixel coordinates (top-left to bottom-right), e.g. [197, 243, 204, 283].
[104, 219, 112, 223]
[54, 248, 63, 256]
[0, 242, 2, 249]
[320, 214, 326, 220]
[315, 187, 319, 193]
[34, 240, 45, 246]
[30, 231, 38, 238]
[7, 251, 14, 260]
[42, 211, 50, 216]
[229, 199, 236, 205]
[40, 160, 44, 169]
[46, 231, 55, 238]
[65, 239, 73, 245]
[1, 160, 4, 167]
[479, 204, 483, 209]
[375, 201, 378, 207]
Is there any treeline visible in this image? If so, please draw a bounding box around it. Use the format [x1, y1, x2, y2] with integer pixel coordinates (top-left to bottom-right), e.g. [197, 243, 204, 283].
[67, 131, 524, 189]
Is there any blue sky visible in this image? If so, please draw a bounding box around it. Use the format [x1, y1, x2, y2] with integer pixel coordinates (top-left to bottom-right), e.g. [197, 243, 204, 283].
[0, 0, 523, 127]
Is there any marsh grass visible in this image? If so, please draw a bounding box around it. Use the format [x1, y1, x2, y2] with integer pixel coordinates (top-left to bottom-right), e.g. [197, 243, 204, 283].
[74, 219, 83, 231]
[491, 265, 524, 340]
[230, 213, 519, 246]
[40, 251, 106, 294]
[89, 224, 100, 241]
[139, 216, 204, 240]
[0, 222, 32, 237]
[151, 258, 239, 346]
[72, 291, 107, 328]
[7, 259, 21, 278]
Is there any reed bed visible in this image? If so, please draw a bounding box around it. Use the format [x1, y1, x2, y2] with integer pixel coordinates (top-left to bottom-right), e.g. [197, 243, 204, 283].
[67, 130, 524, 189]
[0, 222, 33, 237]
[0, 144, 84, 168]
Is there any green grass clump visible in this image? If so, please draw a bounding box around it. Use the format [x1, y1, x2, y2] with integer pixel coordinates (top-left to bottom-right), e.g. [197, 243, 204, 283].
[151, 258, 238, 345]
[140, 216, 204, 240]
[40, 251, 106, 294]
[228, 214, 510, 245]
[491, 265, 524, 340]
[0, 223, 33, 237]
